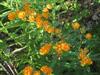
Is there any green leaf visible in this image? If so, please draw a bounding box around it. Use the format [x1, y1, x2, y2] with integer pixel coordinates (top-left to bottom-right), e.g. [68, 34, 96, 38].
[0, 40, 3, 43]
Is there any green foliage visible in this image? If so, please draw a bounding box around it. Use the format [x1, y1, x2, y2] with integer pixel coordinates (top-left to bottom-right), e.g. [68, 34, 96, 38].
[0, 0, 100, 75]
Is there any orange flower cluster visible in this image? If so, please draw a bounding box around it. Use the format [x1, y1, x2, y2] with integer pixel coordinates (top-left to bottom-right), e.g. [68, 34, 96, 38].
[55, 41, 71, 55]
[80, 57, 93, 67]
[78, 48, 89, 59]
[18, 11, 26, 20]
[40, 65, 53, 75]
[33, 71, 41, 75]
[23, 3, 33, 14]
[8, 3, 34, 21]
[7, 3, 60, 34]
[44, 25, 54, 33]
[39, 43, 52, 55]
[35, 14, 43, 28]
[43, 4, 52, 12]
[78, 48, 93, 66]
[23, 66, 33, 75]
[35, 4, 55, 33]
[72, 22, 80, 30]
[43, 22, 61, 34]
[42, 12, 49, 19]
[23, 65, 53, 75]
[8, 12, 16, 20]
[85, 33, 92, 40]
[44, 25, 61, 34]
[23, 66, 41, 75]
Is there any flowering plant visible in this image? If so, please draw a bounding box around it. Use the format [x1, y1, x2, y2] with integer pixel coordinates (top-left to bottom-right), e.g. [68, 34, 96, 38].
[0, 0, 98, 75]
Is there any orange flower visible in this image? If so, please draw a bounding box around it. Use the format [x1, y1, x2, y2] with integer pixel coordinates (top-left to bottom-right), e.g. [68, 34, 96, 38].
[42, 12, 49, 19]
[44, 26, 61, 34]
[33, 71, 40, 75]
[8, 12, 16, 20]
[46, 27, 54, 33]
[35, 14, 43, 28]
[40, 65, 53, 75]
[61, 43, 70, 51]
[18, 11, 26, 20]
[46, 4, 52, 9]
[23, 2, 31, 14]
[55, 44, 63, 55]
[27, 9, 34, 15]
[80, 57, 93, 66]
[85, 33, 92, 40]
[78, 48, 92, 66]
[39, 43, 51, 55]
[44, 25, 54, 33]
[28, 15, 35, 22]
[44, 25, 49, 31]
[35, 14, 42, 22]
[43, 7, 49, 12]
[43, 20, 49, 26]
[23, 3, 31, 10]
[23, 66, 33, 75]
[78, 48, 89, 59]
[35, 14, 42, 23]
[55, 42, 71, 55]
[36, 20, 43, 28]
[72, 22, 80, 30]
[54, 28, 61, 34]
[22, 2, 34, 15]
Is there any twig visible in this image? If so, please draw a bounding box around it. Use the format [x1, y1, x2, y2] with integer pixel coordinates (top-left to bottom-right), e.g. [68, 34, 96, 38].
[0, 58, 18, 75]
[11, 46, 27, 55]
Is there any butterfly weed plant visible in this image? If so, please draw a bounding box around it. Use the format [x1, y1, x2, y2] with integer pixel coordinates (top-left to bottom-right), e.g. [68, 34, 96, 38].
[0, 0, 98, 75]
